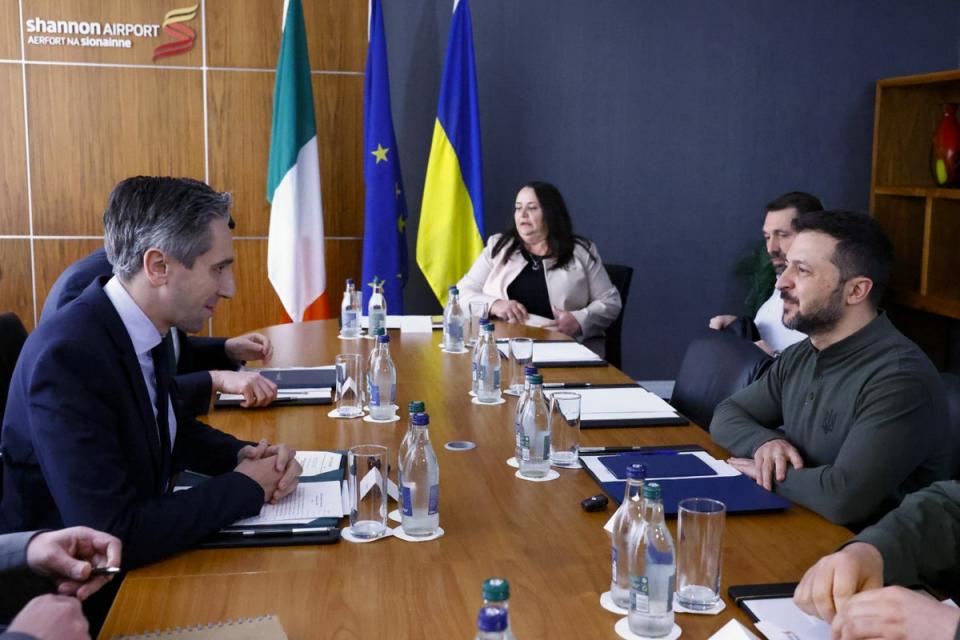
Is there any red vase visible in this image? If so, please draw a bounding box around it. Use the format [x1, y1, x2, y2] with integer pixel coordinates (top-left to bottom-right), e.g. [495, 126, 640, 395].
[931, 103, 960, 186]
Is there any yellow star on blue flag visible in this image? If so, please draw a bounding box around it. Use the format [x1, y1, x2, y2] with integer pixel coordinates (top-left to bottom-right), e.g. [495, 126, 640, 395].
[371, 144, 389, 164]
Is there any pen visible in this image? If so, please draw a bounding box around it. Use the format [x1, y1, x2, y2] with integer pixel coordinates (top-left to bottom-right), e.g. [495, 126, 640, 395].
[543, 382, 592, 388]
[90, 566, 121, 576]
[579, 446, 679, 455]
[224, 526, 334, 536]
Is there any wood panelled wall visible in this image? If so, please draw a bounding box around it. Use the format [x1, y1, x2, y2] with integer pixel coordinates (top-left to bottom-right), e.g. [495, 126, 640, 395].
[0, 0, 366, 336]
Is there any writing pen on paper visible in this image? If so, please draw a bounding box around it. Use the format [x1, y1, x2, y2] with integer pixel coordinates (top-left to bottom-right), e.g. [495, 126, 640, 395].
[224, 526, 335, 537]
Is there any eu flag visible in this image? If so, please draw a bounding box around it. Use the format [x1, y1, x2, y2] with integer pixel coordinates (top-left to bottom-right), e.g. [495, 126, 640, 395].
[361, 0, 408, 313]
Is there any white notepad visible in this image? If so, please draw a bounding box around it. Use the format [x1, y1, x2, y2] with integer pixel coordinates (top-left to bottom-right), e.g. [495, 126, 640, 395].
[545, 386, 680, 421]
[531, 341, 604, 365]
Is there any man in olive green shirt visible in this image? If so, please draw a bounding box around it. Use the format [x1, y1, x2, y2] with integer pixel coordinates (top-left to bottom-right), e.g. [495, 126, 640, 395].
[794, 480, 960, 639]
[710, 210, 949, 528]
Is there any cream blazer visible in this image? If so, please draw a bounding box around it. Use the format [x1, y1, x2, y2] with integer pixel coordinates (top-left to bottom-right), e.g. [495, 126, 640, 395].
[457, 234, 622, 355]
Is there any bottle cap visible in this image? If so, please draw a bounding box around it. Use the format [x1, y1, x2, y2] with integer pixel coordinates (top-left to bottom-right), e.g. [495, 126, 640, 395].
[626, 463, 647, 481]
[377, 334, 390, 344]
[643, 482, 662, 500]
[482, 323, 495, 332]
[478, 318, 490, 326]
[449, 285, 457, 292]
[408, 400, 425, 414]
[411, 412, 430, 426]
[482, 577, 510, 602]
[372, 327, 386, 336]
[476, 606, 508, 633]
[527, 373, 543, 384]
[346, 278, 354, 285]
[523, 365, 539, 376]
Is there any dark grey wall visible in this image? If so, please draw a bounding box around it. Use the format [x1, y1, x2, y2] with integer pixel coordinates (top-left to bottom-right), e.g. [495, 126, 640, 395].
[383, 0, 960, 379]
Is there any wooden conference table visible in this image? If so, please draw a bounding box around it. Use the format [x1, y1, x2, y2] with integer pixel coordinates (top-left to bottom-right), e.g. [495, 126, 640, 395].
[99, 322, 851, 639]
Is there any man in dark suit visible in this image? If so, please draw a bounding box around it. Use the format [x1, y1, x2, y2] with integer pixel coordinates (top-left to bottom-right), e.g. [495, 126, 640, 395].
[40, 247, 278, 414]
[1, 176, 301, 571]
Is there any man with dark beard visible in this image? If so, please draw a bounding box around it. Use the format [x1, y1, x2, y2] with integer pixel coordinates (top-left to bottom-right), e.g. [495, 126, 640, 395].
[710, 210, 949, 529]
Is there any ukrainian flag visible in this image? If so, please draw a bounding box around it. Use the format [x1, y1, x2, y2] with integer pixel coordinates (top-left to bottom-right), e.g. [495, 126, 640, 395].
[416, 0, 485, 307]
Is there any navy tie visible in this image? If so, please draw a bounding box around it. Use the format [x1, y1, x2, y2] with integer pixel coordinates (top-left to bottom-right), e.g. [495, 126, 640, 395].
[150, 333, 175, 491]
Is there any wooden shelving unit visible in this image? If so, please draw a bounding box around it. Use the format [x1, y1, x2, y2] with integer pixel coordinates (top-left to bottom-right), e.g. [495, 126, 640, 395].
[871, 69, 960, 321]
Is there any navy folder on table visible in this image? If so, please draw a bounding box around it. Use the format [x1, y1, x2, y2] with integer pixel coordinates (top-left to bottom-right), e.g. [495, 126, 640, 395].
[257, 368, 336, 389]
[582, 447, 790, 515]
[598, 452, 716, 479]
[216, 367, 337, 407]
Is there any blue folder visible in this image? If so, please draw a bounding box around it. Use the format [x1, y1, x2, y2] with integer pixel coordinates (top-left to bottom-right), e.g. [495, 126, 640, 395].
[599, 452, 717, 479]
[600, 475, 790, 515]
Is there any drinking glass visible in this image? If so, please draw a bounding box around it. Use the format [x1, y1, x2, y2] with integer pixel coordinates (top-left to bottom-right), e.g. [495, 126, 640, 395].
[467, 301, 489, 347]
[348, 445, 388, 539]
[676, 497, 726, 610]
[507, 337, 534, 395]
[548, 392, 580, 467]
[335, 353, 363, 417]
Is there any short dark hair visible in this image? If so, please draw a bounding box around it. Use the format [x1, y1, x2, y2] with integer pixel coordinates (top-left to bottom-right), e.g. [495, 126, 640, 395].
[766, 191, 824, 215]
[492, 181, 593, 270]
[103, 176, 233, 280]
[792, 210, 894, 306]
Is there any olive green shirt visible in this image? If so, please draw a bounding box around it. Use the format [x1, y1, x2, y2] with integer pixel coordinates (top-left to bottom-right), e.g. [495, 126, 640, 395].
[710, 312, 950, 527]
[853, 480, 960, 639]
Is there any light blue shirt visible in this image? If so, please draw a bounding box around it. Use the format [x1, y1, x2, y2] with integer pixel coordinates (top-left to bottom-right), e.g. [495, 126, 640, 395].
[103, 276, 178, 451]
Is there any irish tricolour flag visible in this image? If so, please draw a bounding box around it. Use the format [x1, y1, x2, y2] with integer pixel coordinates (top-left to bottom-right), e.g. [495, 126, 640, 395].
[266, 0, 329, 321]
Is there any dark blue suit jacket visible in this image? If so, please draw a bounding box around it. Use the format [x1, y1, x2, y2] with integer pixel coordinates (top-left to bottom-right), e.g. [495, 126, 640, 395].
[1, 279, 264, 569]
[40, 248, 238, 416]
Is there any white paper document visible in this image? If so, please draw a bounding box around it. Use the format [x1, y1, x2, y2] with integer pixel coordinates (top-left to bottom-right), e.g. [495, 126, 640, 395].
[399, 315, 434, 333]
[231, 481, 344, 526]
[708, 620, 761, 640]
[360, 315, 403, 329]
[218, 387, 332, 403]
[532, 341, 604, 364]
[296, 451, 342, 476]
[745, 598, 831, 640]
[545, 386, 679, 421]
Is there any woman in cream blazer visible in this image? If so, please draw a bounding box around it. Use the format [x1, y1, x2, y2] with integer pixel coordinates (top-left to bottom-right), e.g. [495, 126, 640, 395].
[457, 182, 622, 356]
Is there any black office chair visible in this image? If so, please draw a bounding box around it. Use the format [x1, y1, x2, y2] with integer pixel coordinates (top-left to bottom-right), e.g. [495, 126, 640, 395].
[0, 312, 29, 502]
[670, 329, 773, 431]
[0, 312, 28, 420]
[603, 263, 634, 369]
[942, 372, 960, 479]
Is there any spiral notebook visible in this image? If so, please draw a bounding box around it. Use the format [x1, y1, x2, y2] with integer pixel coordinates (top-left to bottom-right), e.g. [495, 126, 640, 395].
[113, 614, 287, 639]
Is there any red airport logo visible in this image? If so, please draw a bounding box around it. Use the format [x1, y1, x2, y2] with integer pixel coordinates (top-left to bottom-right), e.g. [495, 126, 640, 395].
[153, 4, 198, 61]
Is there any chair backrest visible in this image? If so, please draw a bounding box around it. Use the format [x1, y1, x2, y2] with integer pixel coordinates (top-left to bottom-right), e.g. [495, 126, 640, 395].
[671, 329, 773, 431]
[603, 263, 634, 369]
[942, 372, 960, 479]
[0, 312, 29, 421]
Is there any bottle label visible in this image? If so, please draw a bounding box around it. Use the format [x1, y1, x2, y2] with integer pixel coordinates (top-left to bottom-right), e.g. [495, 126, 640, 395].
[479, 367, 500, 389]
[428, 484, 439, 515]
[342, 309, 358, 330]
[401, 486, 413, 516]
[370, 310, 385, 331]
[542, 433, 550, 454]
[447, 322, 463, 341]
[630, 575, 649, 613]
[611, 547, 618, 582]
[370, 383, 397, 406]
